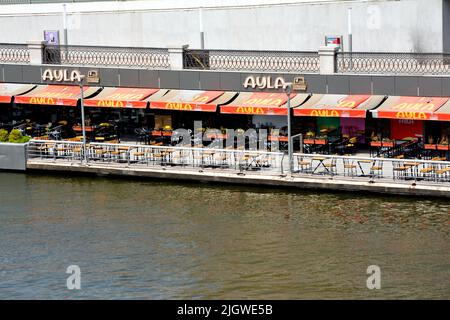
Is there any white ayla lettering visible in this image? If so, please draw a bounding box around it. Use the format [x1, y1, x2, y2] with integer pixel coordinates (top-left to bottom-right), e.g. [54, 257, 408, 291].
[41, 68, 83, 82]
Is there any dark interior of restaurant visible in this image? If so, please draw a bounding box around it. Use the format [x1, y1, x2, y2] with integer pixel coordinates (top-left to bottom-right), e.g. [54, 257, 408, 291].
[2, 100, 450, 160]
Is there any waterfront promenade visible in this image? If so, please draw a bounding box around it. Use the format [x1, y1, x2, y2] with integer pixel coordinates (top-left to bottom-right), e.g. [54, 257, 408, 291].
[26, 140, 450, 198]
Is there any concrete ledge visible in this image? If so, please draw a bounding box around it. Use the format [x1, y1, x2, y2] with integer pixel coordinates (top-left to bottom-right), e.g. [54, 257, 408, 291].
[0, 143, 27, 171]
[26, 161, 450, 198]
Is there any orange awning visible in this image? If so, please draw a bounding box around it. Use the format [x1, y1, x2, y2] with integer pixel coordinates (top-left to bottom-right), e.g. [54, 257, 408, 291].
[294, 94, 384, 118]
[371, 96, 449, 120]
[149, 90, 232, 112]
[220, 92, 309, 115]
[0, 83, 36, 104]
[14, 85, 99, 107]
[84, 87, 159, 108]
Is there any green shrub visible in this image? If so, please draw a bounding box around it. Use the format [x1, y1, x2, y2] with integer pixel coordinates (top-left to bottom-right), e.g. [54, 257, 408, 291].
[0, 129, 8, 142]
[7, 129, 29, 143]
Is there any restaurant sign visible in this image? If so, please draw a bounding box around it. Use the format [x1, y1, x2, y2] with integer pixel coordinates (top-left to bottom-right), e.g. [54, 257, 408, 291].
[243, 76, 287, 90]
[42, 68, 100, 84]
[42, 69, 84, 82]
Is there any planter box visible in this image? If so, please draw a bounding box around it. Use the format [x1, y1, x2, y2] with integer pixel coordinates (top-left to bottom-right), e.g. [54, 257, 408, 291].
[0, 142, 27, 171]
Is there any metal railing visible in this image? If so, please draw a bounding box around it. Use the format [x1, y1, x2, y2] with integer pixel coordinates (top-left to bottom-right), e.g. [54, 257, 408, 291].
[0, 0, 130, 4]
[27, 140, 450, 185]
[42, 45, 170, 69]
[27, 140, 285, 175]
[337, 52, 450, 75]
[293, 153, 450, 183]
[183, 49, 320, 73]
[4, 41, 450, 75]
[0, 43, 30, 64]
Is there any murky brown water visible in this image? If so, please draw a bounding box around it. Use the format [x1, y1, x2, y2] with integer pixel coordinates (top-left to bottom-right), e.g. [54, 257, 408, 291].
[0, 172, 449, 299]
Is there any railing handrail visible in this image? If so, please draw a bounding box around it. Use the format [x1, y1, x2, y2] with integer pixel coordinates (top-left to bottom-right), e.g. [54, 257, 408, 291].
[29, 139, 285, 155]
[43, 44, 169, 51]
[187, 48, 319, 54]
[338, 51, 450, 55]
[293, 152, 450, 166]
[28, 139, 450, 165]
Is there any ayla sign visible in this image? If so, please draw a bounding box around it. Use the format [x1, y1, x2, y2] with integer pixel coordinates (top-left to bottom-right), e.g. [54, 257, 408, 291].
[243, 76, 287, 90]
[42, 69, 85, 82]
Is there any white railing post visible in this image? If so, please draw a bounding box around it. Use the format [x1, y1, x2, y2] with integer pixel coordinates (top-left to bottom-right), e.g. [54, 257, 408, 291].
[167, 44, 189, 70]
[27, 40, 46, 65]
[318, 45, 339, 74]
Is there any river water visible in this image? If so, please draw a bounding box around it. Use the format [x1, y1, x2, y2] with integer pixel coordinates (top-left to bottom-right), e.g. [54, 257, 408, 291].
[0, 172, 448, 299]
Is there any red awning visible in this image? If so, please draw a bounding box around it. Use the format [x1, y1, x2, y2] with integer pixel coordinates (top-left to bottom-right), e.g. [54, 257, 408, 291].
[294, 94, 383, 118]
[0, 83, 36, 104]
[84, 87, 159, 108]
[149, 90, 230, 112]
[371, 96, 449, 120]
[14, 85, 99, 106]
[220, 92, 309, 115]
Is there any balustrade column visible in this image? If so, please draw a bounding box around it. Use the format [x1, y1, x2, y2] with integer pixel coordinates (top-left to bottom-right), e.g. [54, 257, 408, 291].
[318, 45, 339, 75]
[27, 41, 46, 65]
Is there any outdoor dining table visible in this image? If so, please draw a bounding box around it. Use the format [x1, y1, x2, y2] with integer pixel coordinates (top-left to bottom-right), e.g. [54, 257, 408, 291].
[356, 159, 373, 176]
[312, 156, 329, 174]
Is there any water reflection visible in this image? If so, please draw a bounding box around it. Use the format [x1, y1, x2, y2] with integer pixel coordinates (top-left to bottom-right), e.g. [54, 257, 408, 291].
[0, 172, 448, 299]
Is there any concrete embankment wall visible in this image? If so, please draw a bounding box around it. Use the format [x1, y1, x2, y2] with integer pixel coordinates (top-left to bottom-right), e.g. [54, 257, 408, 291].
[26, 161, 450, 198]
[0, 0, 445, 52]
[0, 143, 27, 171]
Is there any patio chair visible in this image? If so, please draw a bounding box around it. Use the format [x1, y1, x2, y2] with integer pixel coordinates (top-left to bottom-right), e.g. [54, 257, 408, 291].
[323, 158, 337, 176]
[369, 160, 384, 179]
[296, 157, 312, 173]
[392, 161, 408, 180]
[343, 158, 357, 177]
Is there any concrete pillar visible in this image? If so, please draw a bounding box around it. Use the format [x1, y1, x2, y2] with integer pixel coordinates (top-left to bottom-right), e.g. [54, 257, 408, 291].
[27, 41, 46, 65]
[168, 45, 189, 70]
[318, 45, 338, 75]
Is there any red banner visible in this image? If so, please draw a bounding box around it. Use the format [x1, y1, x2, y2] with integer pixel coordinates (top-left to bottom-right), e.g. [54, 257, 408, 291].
[14, 85, 87, 106]
[375, 97, 448, 120]
[294, 95, 370, 118]
[0, 96, 11, 104]
[84, 88, 158, 108]
[294, 108, 367, 118]
[221, 105, 289, 115]
[150, 101, 217, 112]
[149, 91, 224, 112]
[220, 92, 293, 115]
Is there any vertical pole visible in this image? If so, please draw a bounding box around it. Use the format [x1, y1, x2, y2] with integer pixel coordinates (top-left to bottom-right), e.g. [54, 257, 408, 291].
[199, 7, 205, 49]
[300, 133, 303, 154]
[348, 7, 353, 69]
[63, 4, 68, 46]
[80, 83, 87, 163]
[347, 7, 352, 52]
[286, 83, 293, 175]
[63, 3, 69, 62]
